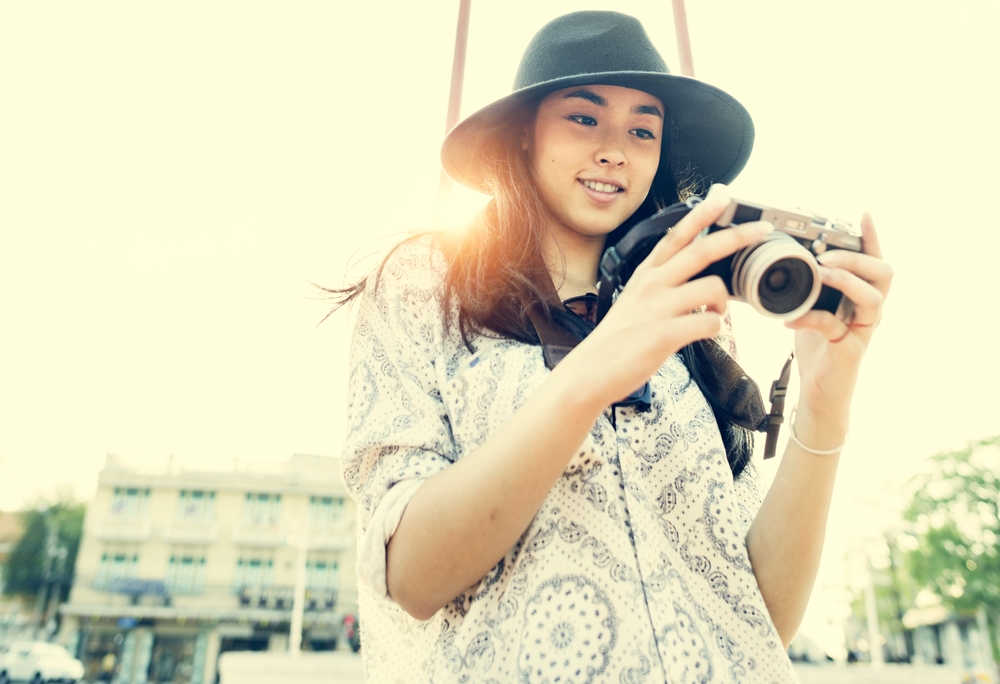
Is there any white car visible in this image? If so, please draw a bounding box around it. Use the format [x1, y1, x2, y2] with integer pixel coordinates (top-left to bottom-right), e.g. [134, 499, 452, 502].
[0, 641, 84, 684]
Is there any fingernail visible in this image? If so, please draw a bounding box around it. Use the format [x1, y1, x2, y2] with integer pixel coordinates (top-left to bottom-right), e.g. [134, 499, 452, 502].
[816, 251, 836, 264]
[757, 221, 775, 235]
[818, 265, 833, 276]
[705, 184, 731, 209]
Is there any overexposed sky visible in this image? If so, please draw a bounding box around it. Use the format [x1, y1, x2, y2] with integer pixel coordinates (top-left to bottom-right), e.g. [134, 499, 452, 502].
[2, 0, 999, 649]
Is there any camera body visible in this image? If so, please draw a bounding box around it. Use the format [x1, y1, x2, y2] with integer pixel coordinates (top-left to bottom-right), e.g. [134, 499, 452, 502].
[696, 194, 863, 322]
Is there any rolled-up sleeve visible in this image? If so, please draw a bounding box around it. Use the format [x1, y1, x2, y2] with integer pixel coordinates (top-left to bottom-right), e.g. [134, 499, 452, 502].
[340, 241, 456, 599]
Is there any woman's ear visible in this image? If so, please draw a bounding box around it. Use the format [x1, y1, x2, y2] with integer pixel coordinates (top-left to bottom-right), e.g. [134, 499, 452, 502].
[521, 126, 531, 153]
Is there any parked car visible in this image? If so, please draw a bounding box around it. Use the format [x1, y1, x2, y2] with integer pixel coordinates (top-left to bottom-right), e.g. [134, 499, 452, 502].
[0, 641, 84, 683]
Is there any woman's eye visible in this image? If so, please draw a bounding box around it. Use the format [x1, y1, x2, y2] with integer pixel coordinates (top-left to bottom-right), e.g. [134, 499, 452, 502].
[632, 128, 656, 140]
[570, 115, 597, 126]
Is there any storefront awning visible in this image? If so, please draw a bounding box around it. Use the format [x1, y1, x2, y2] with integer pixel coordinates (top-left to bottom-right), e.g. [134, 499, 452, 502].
[60, 602, 341, 627]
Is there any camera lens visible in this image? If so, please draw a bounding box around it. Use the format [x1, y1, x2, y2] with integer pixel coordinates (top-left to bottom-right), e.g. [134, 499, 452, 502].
[759, 258, 816, 314]
[730, 233, 821, 320]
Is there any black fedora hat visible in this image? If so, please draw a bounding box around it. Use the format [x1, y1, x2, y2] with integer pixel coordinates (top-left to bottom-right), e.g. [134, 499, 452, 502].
[441, 10, 754, 194]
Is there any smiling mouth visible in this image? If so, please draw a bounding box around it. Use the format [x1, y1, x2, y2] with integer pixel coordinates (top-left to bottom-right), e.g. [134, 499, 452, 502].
[580, 179, 623, 194]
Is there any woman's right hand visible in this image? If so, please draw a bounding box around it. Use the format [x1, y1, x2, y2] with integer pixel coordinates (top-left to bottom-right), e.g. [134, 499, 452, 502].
[564, 184, 775, 409]
[384, 185, 772, 620]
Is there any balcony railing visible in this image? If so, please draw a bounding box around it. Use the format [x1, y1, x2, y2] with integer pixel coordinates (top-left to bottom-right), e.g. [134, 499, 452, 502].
[66, 576, 357, 621]
[237, 585, 338, 611]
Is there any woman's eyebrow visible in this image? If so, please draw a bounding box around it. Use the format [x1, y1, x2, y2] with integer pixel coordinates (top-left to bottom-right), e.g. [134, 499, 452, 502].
[633, 104, 663, 118]
[563, 89, 606, 106]
[562, 90, 662, 118]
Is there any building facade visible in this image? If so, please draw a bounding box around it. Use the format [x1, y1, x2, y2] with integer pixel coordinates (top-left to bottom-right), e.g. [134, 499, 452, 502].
[59, 453, 357, 684]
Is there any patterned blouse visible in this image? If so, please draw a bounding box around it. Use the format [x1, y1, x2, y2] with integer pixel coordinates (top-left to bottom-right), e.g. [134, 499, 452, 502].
[341, 238, 797, 683]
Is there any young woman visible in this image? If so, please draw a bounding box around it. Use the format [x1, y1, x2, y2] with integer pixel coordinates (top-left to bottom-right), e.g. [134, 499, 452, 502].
[337, 11, 891, 683]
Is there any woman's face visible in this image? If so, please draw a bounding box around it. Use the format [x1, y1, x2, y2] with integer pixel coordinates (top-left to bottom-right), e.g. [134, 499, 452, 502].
[527, 84, 664, 242]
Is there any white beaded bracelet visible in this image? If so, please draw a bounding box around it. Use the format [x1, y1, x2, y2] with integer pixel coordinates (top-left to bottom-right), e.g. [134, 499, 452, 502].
[788, 405, 848, 456]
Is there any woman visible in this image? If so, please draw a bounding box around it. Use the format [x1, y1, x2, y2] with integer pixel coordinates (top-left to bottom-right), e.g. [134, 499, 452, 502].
[337, 10, 891, 683]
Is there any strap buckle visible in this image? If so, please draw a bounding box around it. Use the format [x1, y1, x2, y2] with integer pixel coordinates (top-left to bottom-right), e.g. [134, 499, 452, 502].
[599, 247, 623, 284]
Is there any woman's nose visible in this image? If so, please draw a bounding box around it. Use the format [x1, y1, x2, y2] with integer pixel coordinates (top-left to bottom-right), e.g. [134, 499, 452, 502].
[595, 133, 627, 167]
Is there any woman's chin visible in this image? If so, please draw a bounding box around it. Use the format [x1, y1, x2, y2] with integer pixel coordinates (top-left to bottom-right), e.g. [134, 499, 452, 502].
[557, 224, 616, 242]
[571, 214, 632, 239]
[548, 207, 639, 242]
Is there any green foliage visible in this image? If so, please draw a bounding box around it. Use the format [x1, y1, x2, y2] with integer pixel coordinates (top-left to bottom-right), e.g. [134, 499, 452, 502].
[904, 435, 1000, 615]
[2, 500, 85, 601]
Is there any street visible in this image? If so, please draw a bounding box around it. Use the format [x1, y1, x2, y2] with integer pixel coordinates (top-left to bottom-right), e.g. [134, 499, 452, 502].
[215, 654, 979, 684]
[218, 651, 364, 684]
[794, 663, 979, 684]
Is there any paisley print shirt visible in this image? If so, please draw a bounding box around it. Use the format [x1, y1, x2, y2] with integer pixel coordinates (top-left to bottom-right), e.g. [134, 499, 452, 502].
[341, 238, 797, 683]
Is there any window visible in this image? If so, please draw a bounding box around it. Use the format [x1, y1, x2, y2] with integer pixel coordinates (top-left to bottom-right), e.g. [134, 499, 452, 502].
[242, 493, 280, 526]
[233, 558, 273, 591]
[176, 490, 215, 520]
[109, 488, 150, 518]
[308, 496, 344, 529]
[166, 555, 206, 594]
[96, 552, 138, 588]
[306, 560, 339, 591]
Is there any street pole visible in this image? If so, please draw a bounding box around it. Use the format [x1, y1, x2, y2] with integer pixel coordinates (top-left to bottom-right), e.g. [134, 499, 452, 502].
[435, 0, 472, 226]
[885, 534, 914, 661]
[288, 526, 309, 655]
[43, 545, 68, 638]
[671, 0, 695, 77]
[976, 607, 997, 683]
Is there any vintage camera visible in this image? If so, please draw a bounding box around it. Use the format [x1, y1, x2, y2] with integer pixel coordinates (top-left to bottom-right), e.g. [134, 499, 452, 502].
[695, 194, 863, 322]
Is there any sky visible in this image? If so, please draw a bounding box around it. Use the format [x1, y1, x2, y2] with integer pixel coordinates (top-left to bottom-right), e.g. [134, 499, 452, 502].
[2, 0, 999, 653]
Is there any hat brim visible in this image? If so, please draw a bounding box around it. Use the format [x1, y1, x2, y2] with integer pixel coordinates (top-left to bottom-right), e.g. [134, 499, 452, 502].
[441, 71, 754, 195]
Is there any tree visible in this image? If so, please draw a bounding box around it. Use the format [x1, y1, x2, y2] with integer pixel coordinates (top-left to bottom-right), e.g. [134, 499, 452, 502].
[904, 435, 1000, 614]
[3, 499, 85, 602]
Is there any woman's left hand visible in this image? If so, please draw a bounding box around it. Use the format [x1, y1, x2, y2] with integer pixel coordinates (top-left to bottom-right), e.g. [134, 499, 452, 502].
[749, 213, 891, 645]
[783, 212, 893, 418]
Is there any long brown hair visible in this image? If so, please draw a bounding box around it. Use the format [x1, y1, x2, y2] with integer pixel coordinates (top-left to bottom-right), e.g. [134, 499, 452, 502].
[323, 95, 690, 345]
[323, 96, 755, 478]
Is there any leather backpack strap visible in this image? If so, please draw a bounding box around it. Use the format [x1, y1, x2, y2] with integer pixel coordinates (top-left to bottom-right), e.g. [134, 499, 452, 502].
[699, 338, 769, 431]
[524, 266, 583, 371]
[526, 301, 579, 370]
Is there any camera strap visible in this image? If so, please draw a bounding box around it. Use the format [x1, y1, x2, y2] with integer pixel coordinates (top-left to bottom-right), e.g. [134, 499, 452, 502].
[763, 352, 794, 459]
[590, 198, 793, 459]
[597, 200, 697, 322]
